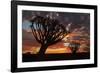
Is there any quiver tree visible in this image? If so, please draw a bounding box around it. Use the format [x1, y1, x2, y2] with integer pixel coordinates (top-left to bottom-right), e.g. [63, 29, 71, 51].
[68, 42, 80, 55]
[30, 16, 69, 55]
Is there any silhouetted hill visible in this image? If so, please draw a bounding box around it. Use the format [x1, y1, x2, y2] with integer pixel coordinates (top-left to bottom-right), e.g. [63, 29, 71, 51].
[22, 53, 90, 62]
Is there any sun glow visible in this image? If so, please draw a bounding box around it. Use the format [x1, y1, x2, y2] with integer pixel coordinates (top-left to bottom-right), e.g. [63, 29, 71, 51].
[23, 47, 71, 54]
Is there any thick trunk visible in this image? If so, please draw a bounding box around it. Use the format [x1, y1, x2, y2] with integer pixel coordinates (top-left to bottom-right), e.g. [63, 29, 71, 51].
[37, 45, 48, 56]
[72, 50, 77, 55]
[72, 47, 77, 55]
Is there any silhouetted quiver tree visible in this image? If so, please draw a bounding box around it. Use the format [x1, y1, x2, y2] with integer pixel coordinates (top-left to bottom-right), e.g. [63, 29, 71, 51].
[30, 16, 69, 55]
[69, 42, 80, 55]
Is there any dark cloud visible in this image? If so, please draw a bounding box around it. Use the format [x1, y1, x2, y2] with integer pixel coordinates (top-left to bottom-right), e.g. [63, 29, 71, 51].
[22, 10, 90, 38]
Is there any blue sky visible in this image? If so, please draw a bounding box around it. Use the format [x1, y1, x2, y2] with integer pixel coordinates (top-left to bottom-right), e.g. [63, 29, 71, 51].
[22, 20, 32, 31]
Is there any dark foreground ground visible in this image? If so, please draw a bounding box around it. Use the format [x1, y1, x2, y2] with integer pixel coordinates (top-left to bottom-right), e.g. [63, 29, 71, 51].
[22, 53, 90, 62]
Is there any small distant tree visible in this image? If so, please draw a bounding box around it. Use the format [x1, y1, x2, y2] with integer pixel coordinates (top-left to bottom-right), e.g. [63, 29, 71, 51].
[30, 16, 69, 56]
[68, 42, 80, 55]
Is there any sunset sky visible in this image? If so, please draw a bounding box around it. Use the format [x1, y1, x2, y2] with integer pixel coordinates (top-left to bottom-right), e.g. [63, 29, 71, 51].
[22, 10, 90, 54]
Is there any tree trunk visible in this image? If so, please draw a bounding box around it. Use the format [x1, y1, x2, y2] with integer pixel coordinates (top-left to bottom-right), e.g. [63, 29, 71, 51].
[37, 45, 48, 56]
[72, 47, 78, 56]
[72, 49, 77, 55]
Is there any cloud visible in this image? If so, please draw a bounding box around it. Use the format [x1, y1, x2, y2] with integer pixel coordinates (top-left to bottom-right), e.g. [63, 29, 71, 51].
[22, 29, 35, 40]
